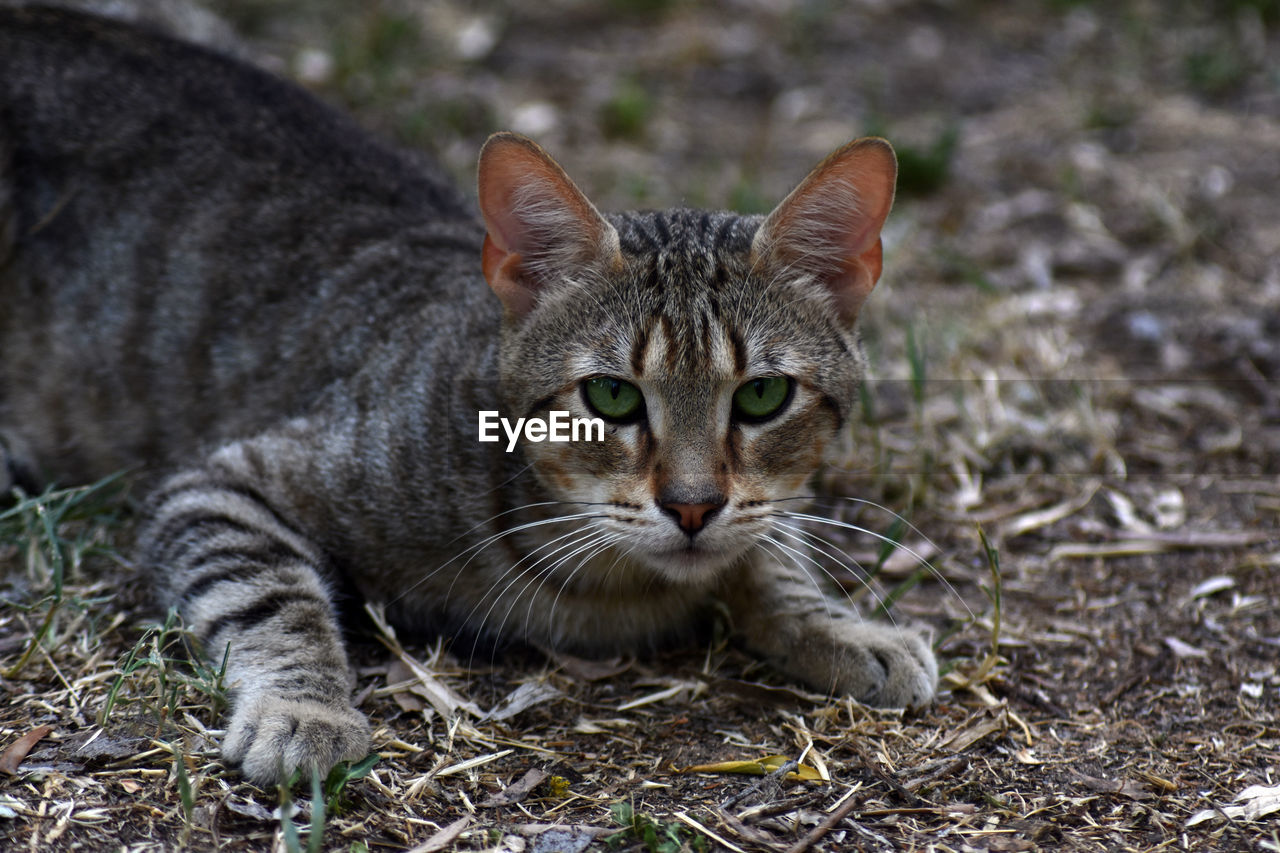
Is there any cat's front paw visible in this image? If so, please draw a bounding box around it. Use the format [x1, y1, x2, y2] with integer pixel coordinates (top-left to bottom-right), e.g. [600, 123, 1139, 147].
[830, 624, 938, 709]
[222, 696, 372, 786]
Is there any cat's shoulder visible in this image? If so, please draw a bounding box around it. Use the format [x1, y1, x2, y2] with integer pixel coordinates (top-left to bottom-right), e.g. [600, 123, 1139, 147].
[0, 5, 467, 216]
[1, 6, 273, 98]
[0, 7, 349, 145]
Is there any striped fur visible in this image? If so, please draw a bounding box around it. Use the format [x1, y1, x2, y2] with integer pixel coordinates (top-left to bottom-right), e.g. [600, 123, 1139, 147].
[0, 8, 935, 786]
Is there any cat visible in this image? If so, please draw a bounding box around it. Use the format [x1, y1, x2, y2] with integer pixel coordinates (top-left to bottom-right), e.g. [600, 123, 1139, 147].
[0, 7, 937, 785]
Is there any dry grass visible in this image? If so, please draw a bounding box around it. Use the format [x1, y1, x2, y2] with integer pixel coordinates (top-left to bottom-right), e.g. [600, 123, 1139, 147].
[3, 1, 1280, 850]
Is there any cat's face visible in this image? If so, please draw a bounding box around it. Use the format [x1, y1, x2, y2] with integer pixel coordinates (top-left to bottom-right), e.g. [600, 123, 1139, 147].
[497, 211, 863, 581]
[477, 134, 895, 585]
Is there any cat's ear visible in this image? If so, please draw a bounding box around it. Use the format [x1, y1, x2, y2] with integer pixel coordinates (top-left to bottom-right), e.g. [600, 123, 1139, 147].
[477, 132, 621, 316]
[751, 137, 897, 324]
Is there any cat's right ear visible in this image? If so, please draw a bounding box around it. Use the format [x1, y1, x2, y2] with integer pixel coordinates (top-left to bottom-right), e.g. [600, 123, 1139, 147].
[751, 137, 897, 325]
[477, 133, 621, 317]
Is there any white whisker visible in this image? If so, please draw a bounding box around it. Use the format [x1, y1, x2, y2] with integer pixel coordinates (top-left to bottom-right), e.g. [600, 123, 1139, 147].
[464, 524, 607, 657]
[542, 533, 627, 644]
[768, 522, 896, 623]
[507, 527, 618, 641]
[388, 508, 607, 607]
[773, 507, 972, 619]
[758, 533, 843, 626]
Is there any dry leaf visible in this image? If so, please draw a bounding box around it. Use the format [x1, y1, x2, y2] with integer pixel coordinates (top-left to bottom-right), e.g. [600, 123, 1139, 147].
[225, 798, 275, 822]
[407, 815, 473, 853]
[673, 811, 749, 853]
[370, 603, 481, 720]
[1187, 783, 1280, 826]
[1163, 637, 1207, 659]
[484, 681, 562, 721]
[1048, 540, 1169, 561]
[1151, 488, 1186, 529]
[1073, 773, 1152, 800]
[1105, 488, 1155, 535]
[938, 709, 1007, 753]
[70, 730, 149, 761]
[1142, 529, 1273, 548]
[880, 539, 940, 576]
[571, 718, 634, 735]
[1055, 529, 1273, 562]
[1187, 576, 1235, 600]
[0, 725, 53, 775]
[711, 677, 827, 707]
[545, 649, 630, 681]
[480, 768, 549, 808]
[392, 692, 426, 714]
[435, 749, 513, 777]
[617, 680, 702, 710]
[682, 754, 823, 781]
[1135, 770, 1178, 793]
[1002, 482, 1100, 538]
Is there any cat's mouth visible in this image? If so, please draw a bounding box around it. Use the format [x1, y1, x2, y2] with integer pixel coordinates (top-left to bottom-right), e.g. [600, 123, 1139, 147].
[640, 537, 751, 580]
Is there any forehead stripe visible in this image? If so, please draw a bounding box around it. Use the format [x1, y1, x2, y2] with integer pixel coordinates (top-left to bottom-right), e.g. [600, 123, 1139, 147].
[727, 326, 748, 374]
[630, 321, 651, 376]
[660, 314, 679, 372]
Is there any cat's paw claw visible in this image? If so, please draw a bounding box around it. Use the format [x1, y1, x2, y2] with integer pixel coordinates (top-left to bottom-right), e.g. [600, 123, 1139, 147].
[223, 696, 371, 786]
[837, 627, 938, 709]
[866, 637, 937, 708]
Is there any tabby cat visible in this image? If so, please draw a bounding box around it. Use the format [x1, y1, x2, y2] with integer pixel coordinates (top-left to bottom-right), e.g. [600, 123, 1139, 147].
[0, 7, 936, 785]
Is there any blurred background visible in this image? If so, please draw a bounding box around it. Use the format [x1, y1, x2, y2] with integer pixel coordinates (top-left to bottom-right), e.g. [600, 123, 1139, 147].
[156, 0, 1280, 508]
[3, 2, 1278, 849]
[52, 0, 1278, 388]
[11, 0, 1280, 736]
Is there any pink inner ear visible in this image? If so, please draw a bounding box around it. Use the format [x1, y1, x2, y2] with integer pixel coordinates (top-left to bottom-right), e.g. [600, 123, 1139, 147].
[477, 136, 548, 256]
[476, 133, 615, 316]
[757, 137, 898, 323]
[830, 237, 882, 321]
[481, 233, 536, 316]
[829, 141, 896, 259]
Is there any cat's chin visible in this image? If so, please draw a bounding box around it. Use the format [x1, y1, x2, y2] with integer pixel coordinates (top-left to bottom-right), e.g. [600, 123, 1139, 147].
[635, 541, 749, 585]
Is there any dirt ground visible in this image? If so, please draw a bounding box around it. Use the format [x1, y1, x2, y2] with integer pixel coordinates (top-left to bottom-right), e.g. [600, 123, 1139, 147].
[2, 1, 1279, 851]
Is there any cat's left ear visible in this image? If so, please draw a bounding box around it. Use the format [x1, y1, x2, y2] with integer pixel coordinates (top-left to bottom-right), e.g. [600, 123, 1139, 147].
[477, 132, 621, 317]
[751, 137, 897, 324]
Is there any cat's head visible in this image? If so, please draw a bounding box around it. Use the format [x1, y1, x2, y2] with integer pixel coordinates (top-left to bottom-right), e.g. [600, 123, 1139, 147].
[477, 133, 895, 585]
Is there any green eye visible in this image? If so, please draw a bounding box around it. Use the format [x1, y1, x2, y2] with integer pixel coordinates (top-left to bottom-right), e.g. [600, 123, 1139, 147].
[732, 376, 792, 421]
[583, 376, 644, 422]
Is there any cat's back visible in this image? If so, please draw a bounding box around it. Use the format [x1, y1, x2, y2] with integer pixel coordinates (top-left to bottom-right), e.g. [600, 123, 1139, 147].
[0, 7, 464, 208]
[0, 7, 489, 483]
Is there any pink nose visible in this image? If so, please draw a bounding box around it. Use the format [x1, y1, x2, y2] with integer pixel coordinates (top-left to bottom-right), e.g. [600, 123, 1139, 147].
[660, 501, 724, 535]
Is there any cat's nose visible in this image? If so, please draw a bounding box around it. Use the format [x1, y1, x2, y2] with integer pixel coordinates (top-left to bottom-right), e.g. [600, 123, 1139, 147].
[660, 499, 725, 536]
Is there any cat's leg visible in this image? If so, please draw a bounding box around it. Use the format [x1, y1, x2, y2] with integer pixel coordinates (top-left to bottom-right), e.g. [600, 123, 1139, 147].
[722, 557, 937, 708]
[139, 446, 370, 785]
